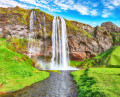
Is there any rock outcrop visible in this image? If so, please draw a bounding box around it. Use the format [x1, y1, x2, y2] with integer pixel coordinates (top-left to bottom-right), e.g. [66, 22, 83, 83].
[101, 22, 120, 33]
[0, 7, 120, 61]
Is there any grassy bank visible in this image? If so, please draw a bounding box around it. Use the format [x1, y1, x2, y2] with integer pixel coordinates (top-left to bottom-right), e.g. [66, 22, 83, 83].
[71, 68, 120, 97]
[0, 38, 49, 93]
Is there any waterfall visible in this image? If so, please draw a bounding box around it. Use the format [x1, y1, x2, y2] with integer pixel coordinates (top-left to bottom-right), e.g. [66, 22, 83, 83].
[51, 17, 70, 70]
[36, 14, 48, 70]
[28, 11, 77, 70]
[28, 11, 36, 58]
[43, 14, 47, 60]
[29, 11, 34, 32]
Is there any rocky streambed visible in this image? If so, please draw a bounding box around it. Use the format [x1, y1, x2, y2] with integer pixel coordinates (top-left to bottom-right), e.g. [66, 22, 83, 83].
[0, 71, 78, 97]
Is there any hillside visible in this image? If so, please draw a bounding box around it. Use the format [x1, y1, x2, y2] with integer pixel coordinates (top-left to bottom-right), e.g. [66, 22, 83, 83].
[0, 38, 49, 93]
[76, 46, 120, 68]
[0, 6, 120, 61]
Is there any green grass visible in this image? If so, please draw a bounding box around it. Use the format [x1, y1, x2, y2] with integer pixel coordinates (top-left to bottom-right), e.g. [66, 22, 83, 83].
[0, 38, 49, 92]
[72, 46, 120, 68]
[71, 68, 120, 97]
[70, 61, 82, 67]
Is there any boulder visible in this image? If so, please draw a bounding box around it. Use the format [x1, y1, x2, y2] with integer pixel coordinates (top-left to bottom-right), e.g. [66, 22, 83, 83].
[70, 52, 86, 60]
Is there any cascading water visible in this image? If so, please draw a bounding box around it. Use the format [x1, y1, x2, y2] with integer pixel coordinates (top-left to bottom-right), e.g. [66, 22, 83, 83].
[28, 11, 38, 58]
[43, 14, 47, 60]
[28, 11, 77, 70]
[36, 14, 48, 70]
[28, 11, 35, 58]
[51, 17, 71, 70]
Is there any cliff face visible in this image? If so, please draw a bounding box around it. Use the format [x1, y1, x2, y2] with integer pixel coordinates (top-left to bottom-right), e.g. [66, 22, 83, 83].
[101, 22, 120, 33]
[0, 7, 120, 61]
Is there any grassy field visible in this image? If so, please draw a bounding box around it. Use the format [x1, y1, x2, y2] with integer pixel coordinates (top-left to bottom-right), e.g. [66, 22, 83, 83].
[0, 38, 49, 93]
[70, 46, 120, 68]
[71, 68, 120, 97]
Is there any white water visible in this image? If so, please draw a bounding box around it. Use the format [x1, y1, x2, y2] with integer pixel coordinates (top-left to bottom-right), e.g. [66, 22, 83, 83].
[28, 12, 78, 70]
[51, 17, 77, 70]
[28, 11, 34, 58]
[43, 14, 47, 60]
[28, 11, 38, 58]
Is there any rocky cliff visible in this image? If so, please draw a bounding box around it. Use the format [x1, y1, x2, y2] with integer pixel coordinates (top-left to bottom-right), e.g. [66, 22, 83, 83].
[0, 6, 120, 61]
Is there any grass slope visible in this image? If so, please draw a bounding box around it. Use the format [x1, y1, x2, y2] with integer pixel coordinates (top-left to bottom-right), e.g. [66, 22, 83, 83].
[71, 68, 120, 97]
[71, 46, 120, 68]
[0, 38, 49, 93]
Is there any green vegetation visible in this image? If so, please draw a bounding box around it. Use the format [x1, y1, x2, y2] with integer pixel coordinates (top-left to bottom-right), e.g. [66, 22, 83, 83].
[0, 8, 6, 13]
[0, 6, 30, 25]
[70, 61, 82, 67]
[66, 20, 89, 36]
[110, 32, 120, 45]
[71, 68, 120, 97]
[7, 38, 28, 54]
[71, 46, 120, 68]
[1, 38, 28, 54]
[14, 7, 30, 25]
[33, 8, 41, 13]
[0, 38, 49, 92]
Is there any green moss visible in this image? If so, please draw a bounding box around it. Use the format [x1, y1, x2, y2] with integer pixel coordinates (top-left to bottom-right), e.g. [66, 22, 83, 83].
[85, 33, 93, 38]
[45, 14, 54, 21]
[33, 8, 41, 13]
[110, 32, 120, 45]
[65, 20, 90, 37]
[3, 7, 30, 25]
[5, 38, 28, 54]
[71, 68, 120, 97]
[0, 8, 6, 13]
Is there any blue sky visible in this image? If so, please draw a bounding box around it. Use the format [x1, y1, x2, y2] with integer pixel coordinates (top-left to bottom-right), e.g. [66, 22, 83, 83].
[0, 0, 120, 27]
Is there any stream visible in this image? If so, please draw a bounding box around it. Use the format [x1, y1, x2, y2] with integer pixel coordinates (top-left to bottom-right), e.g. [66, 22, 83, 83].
[1, 70, 78, 97]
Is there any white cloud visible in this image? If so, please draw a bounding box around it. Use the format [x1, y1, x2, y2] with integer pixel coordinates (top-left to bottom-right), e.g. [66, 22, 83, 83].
[54, 0, 90, 15]
[19, 0, 50, 10]
[0, 0, 100, 17]
[66, 0, 74, 5]
[0, 3, 9, 8]
[19, 0, 36, 4]
[54, 0, 71, 10]
[103, 0, 120, 9]
[107, 5, 114, 10]
[50, 8, 61, 12]
[92, 3, 98, 7]
[73, 4, 89, 15]
[0, 0, 29, 8]
[90, 9, 98, 16]
[54, 0, 100, 16]
[102, 9, 111, 18]
[111, 0, 120, 6]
